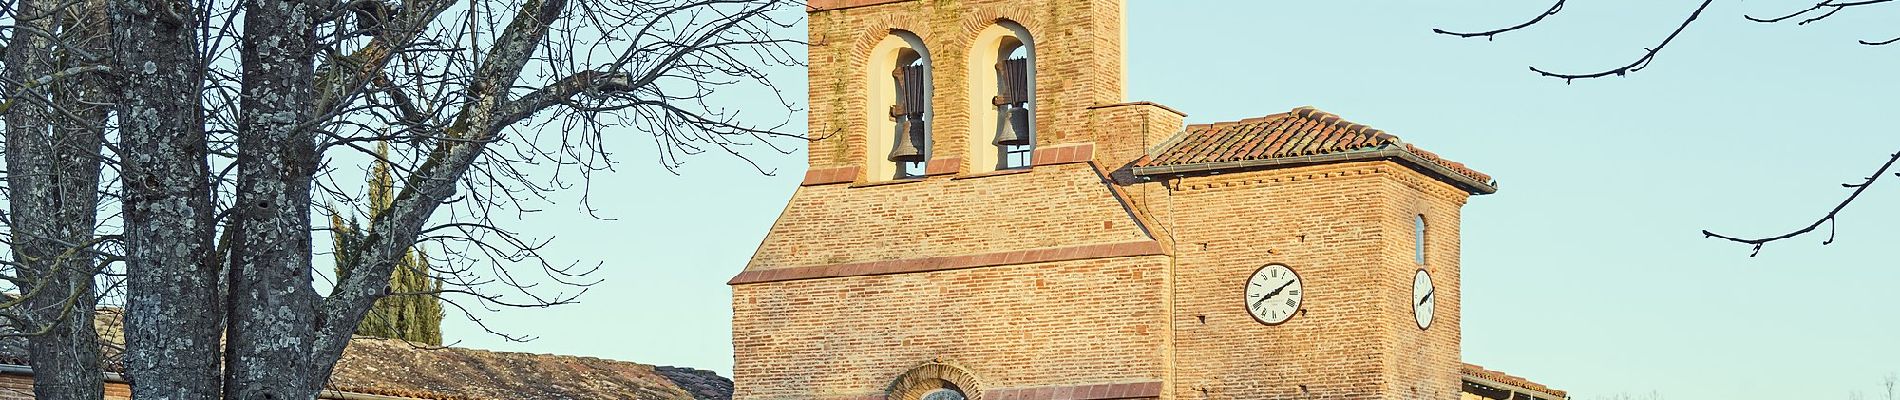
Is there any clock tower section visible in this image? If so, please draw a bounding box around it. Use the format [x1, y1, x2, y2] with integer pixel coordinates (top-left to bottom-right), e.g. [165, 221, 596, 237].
[729, 0, 1498, 398]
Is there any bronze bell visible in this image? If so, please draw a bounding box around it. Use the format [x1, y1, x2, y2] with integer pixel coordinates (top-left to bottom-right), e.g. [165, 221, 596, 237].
[887, 114, 927, 162]
[995, 104, 1032, 146]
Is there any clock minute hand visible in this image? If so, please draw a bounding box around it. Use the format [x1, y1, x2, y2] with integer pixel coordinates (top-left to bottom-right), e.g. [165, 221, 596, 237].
[1261, 280, 1296, 300]
[1251, 280, 1296, 309]
[1418, 289, 1433, 306]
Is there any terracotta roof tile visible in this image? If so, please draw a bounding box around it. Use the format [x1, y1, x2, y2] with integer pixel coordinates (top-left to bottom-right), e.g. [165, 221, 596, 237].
[1462, 363, 1566, 399]
[1, 310, 730, 400]
[1137, 106, 1494, 189]
[327, 338, 727, 400]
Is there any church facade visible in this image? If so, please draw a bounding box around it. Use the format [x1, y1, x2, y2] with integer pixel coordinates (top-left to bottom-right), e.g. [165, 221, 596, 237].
[730, 1, 1557, 399]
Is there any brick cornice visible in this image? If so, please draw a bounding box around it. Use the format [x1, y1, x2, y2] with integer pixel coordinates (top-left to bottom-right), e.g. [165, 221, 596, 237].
[729, 240, 1166, 285]
[925, 157, 961, 176]
[985, 381, 1163, 400]
[817, 381, 1162, 400]
[803, 166, 861, 186]
[1031, 143, 1094, 166]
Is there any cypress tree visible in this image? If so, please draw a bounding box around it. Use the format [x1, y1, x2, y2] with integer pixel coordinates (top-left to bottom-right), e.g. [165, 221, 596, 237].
[329, 142, 444, 345]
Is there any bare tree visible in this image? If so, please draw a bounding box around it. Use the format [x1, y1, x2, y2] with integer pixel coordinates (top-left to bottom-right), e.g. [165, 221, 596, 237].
[0, 0, 805, 397]
[1433, 0, 1898, 256]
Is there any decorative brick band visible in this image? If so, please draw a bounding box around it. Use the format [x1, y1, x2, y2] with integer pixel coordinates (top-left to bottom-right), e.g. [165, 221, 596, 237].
[984, 381, 1163, 400]
[803, 166, 860, 186]
[807, 0, 913, 12]
[1031, 143, 1094, 166]
[815, 382, 1162, 400]
[728, 240, 1166, 285]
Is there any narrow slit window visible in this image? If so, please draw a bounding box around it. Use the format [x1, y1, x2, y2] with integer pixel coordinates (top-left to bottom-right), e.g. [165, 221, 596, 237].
[1414, 215, 1427, 265]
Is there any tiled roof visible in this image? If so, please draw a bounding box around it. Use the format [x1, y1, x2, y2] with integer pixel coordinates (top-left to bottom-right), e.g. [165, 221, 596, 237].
[1462, 363, 1566, 399]
[328, 338, 726, 400]
[0, 309, 730, 400]
[1134, 106, 1496, 193]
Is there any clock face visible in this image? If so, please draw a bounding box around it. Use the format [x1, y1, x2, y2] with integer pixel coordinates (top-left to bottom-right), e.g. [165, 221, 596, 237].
[1244, 264, 1303, 325]
[1413, 269, 1435, 330]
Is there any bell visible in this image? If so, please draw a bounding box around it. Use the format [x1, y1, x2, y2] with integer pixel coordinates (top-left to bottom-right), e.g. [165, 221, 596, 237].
[994, 104, 1032, 146]
[887, 114, 926, 162]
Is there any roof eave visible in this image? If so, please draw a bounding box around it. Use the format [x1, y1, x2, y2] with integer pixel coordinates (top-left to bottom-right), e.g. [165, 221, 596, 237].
[1130, 147, 1498, 195]
[1463, 373, 1568, 400]
[0, 363, 427, 400]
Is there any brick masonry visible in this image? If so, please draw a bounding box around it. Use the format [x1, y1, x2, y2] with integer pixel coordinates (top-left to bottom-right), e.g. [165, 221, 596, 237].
[732, 256, 1173, 399]
[802, 0, 1130, 177]
[735, 0, 1481, 399]
[744, 163, 1150, 272]
[1150, 161, 1468, 400]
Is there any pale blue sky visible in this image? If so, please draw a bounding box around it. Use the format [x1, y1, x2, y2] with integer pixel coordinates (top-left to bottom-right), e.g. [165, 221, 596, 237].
[439, 2, 1900, 399]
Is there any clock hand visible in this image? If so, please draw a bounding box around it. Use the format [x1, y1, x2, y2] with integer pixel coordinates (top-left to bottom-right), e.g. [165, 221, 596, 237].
[1418, 289, 1433, 306]
[1260, 280, 1296, 301]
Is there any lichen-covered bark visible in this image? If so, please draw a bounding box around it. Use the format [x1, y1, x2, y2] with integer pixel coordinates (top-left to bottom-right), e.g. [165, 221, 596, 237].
[3, 0, 109, 398]
[223, 0, 323, 397]
[109, 0, 222, 397]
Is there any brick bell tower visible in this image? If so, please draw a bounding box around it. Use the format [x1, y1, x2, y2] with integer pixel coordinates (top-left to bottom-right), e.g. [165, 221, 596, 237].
[729, 0, 1498, 399]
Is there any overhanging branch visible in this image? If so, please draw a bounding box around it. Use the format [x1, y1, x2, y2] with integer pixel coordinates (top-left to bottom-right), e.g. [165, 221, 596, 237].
[1702, 150, 1900, 256]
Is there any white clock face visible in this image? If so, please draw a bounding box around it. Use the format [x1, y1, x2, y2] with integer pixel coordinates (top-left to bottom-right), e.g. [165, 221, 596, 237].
[1413, 269, 1435, 330]
[1244, 264, 1303, 325]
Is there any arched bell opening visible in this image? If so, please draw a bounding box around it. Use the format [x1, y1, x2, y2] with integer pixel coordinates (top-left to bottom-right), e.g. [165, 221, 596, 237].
[866, 30, 933, 181]
[966, 20, 1034, 173]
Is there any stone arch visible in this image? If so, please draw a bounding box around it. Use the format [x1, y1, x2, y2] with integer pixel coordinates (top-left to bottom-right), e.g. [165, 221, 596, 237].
[885, 362, 985, 400]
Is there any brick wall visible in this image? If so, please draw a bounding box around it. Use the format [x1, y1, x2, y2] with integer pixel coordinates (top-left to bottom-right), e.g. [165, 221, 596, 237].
[746, 163, 1150, 271]
[803, 0, 1129, 177]
[752, 1, 1485, 399]
[731, 255, 1172, 399]
[1150, 161, 1469, 400]
[1087, 102, 1185, 173]
[1376, 162, 1468, 400]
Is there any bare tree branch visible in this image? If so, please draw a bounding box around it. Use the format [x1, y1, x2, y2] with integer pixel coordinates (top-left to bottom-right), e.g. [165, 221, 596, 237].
[1702, 151, 1900, 256]
[1431, 0, 1564, 39]
[1745, 0, 1893, 24]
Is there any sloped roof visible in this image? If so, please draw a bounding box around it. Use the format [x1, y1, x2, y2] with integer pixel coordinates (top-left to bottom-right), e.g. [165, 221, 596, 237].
[1134, 106, 1496, 194]
[1462, 363, 1566, 399]
[0, 310, 729, 400]
[328, 338, 725, 400]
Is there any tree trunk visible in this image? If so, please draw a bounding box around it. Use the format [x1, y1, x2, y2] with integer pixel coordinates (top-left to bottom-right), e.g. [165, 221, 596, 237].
[224, 0, 322, 397]
[4, 0, 109, 398]
[109, 0, 223, 397]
